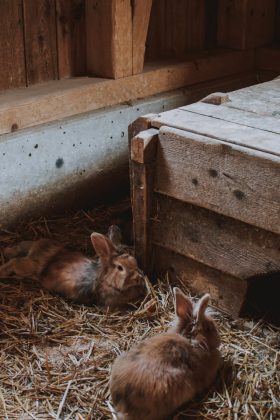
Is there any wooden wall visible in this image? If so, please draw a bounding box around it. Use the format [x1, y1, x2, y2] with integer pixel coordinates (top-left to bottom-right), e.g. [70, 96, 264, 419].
[145, 0, 278, 61]
[0, 0, 86, 90]
[0, 0, 279, 91]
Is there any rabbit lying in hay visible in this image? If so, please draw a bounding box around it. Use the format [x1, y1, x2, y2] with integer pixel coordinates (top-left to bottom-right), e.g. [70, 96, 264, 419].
[0, 225, 146, 308]
[109, 288, 221, 420]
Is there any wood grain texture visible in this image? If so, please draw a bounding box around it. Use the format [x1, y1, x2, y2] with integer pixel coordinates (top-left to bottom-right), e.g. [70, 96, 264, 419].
[154, 126, 280, 234]
[132, 0, 152, 74]
[218, 0, 275, 49]
[0, 50, 255, 135]
[145, 0, 205, 61]
[131, 129, 158, 163]
[151, 108, 280, 156]
[181, 102, 280, 134]
[128, 114, 157, 208]
[130, 129, 159, 272]
[153, 245, 248, 317]
[23, 0, 58, 85]
[0, 0, 26, 90]
[151, 194, 280, 279]
[86, 0, 132, 78]
[56, 0, 86, 78]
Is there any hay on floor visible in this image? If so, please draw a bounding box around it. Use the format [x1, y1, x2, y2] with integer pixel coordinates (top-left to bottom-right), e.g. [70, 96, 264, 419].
[0, 201, 279, 419]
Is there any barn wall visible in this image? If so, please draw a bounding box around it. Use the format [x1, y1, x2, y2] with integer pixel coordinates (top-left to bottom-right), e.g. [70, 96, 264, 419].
[0, 89, 191, 227]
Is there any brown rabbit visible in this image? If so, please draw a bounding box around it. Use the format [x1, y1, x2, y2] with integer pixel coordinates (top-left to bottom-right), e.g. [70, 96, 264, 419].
[109, 288, 221, 420]
[0, 226, 146, 308]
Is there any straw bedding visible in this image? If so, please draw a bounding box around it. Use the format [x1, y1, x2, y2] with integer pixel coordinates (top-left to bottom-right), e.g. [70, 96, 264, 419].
[0, 200, 279, 419]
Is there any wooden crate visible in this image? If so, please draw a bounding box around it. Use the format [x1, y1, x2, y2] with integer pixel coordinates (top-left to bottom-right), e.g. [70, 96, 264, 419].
[129, 79, 280, 317]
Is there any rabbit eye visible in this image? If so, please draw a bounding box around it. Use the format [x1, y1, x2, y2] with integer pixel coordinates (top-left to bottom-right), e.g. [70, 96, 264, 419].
[116, 264, 124, 272]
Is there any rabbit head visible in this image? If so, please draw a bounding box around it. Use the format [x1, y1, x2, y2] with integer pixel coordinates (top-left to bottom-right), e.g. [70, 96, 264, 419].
[172, 287, 220, 350]
[91, 232, 146, 307]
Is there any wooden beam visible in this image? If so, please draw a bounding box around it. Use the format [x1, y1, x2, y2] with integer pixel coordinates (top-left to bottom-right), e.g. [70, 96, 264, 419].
[132, 0, 152, 74]
[86, 0, 132, 78]
[0, 49, 256, 135]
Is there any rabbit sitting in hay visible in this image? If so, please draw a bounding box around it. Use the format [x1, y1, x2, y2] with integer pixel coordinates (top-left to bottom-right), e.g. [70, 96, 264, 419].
[0, 225, 146, 309]
[109, 288, 221, 420]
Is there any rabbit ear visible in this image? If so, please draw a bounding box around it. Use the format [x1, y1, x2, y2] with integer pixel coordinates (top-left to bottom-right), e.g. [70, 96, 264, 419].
[174, 287, 193, 319]
[194, 294, 210, 321]
[107, 225, 122, 247]
[91, 233, 115, 264]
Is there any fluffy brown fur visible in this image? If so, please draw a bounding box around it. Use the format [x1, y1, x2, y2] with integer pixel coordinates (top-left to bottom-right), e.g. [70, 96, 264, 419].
[0, 226, 146, 308]
[110, 288, 221, 419]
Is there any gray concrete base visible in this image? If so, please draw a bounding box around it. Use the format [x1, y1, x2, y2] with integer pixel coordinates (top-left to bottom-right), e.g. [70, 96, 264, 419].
[0, 71, 258, 228]
[0, 89, 191, 227]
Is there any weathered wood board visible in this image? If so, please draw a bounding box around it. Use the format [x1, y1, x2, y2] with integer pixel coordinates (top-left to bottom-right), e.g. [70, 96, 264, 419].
[151, 194, 280, 279]
[86, 0, 132, 78]
[130, 129, 158, 272]
[153, 245, 248, 317]
[154, 126, 280, 235]
[151, 109, 280, 156]
[180, 102, 280, 134]
[130, 72, 280, 318]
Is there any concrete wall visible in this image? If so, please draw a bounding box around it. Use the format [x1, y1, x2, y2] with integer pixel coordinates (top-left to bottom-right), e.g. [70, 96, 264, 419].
[0, 89, 190, 227]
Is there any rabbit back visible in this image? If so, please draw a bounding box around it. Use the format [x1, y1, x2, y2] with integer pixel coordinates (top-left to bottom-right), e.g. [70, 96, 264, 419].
[110, 332, 220, 420]
[39, 249, 98, 303]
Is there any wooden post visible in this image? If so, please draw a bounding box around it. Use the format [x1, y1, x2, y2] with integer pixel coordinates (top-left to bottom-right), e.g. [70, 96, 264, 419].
[130, 128, 158, 273]
[132, 0, 152, 74]
[86, 0, 132, 78]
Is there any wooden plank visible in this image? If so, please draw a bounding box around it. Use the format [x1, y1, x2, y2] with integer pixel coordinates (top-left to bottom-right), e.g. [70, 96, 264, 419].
[218, 0, 275, 50]
[181, 102, 280, 134]
[132, 0, 152, 74]
[130, 129, 159, 272]
[165, 0, 206, 57]
[56, 0, 86, 78]
[86, 0, 132, 79]
[154, 126, 280, 234]
[145, 0, 166, 61]
[0, 50, 255, 135]
[151, 109, 280, 156]
[204, 0, 219, 49]
[151, 194, 280, 279]
[23, 0, 58, 85]
[0, 0, 26, 90]
[145, 0, 205, 60]
[228, 82, 280, 103]
[153, 245, 248, 317]
[256, 47, 280, 73]
[225, 95, 280, 118]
